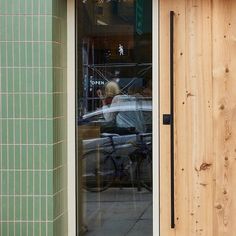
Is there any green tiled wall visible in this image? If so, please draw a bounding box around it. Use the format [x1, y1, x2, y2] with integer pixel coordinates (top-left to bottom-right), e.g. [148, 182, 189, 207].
[0, 0, 67, 235]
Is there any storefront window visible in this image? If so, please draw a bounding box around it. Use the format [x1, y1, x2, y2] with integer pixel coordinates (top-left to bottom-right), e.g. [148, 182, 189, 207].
[76, 0, 152, 234]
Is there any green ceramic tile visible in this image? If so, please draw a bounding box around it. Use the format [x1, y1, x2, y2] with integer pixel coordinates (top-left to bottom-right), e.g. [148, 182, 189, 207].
[25, 0, 33, 15]
[19, 43, 27, 67]
[21, 120, 27, 144]
[39, 16, 46, 41]
[41, 145, 47, 169]
[27, 96, 33, 119]
[1, 68, 7, 93]
[15, 119, 21, 144]
[45, 0, 53, 15]
[47, 197, 53, 221]
[21, 172, 27, 196]
[33, 43, 40, 67]
[28, 145, 33, 169]
[34, 145, 40, 169]
[15, 196, 21, 220]
[47, 120, 53, 144]
[9, 197, 15, 220]
[28, 120, 34, 144]
[7, 43, 13, 67]
[33, 0, 40, 14]
[7, 94, 14, 118]
[1, 94, 7, 118]
[9, 223, 15, 235]
[15, 223, 21, 235]
[14, 69, 20, 92]
[47, 145, 53, 169]
[1, 196, 8, 220]
[41, 223, 47, 236]
[34, 121, 40, 144]
[47, 95, 53, 118]
[6, 16, 13, 41]
[14, 95, 21, 118]
[26, 43, 33, 67]
[28, 171, 34, 195]
[9, 172, 15, 195]
[15, 145, 21, 169]
[40, 120, 46, 144]
[33, 17, 39, 41]
[34, 171, 40, 195]
[47, 171, 53, 195]
[6, 0, 13, 14]
[41, 171, 47, 195]
[13, 16, 20, 41]
[2, 171, 8, 194]
[12, 0, 20, 15]
[2, 120, 8, 143]
[34, 222, 40, 236]
[28, 223, 34, 236]
[20, 94, 27, 118]
[0, 16, 6, 41]
[8, 69, 14, 92]
[15, 171, 21, 194]
[41, 96, 47, 119]
[0, 43, 7, 67]
[34, 197, 40, 221]
[0, 1, 6, 15]
[8, 120, 14, 143]
[46, 43, 53, 67]
[14, 42, 20, 66]
[47, 222, 53, 236]
[26, 68, 34, 93]
[47, 68, 53, 92]
[33, 69, 40, 92]
[21, 223, 27, 236]
[21, 196, 27, 220]
[8, 146, 15, 169]
[19, 17, 25, 41]
[39, 43, 45, 67]
[45, 17, 53, 41]
[34, 95, 40, 118]
[1, 223, 7, 236]
[1, 145, 7, 169]
[21, 145, 27, 168]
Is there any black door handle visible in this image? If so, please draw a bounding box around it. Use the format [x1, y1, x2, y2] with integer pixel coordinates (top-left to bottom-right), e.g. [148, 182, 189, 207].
[163, 10, 175, 229]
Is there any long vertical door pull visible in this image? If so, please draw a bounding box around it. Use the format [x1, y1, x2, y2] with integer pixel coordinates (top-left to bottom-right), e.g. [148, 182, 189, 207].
[163, 10, 175, 229]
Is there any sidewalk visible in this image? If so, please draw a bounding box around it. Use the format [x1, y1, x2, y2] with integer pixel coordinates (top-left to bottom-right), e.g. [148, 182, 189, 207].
[82, 188, 153, 236]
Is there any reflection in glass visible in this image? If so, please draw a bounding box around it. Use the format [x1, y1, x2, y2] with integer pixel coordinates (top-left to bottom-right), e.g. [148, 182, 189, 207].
[76, 0, 152, 235]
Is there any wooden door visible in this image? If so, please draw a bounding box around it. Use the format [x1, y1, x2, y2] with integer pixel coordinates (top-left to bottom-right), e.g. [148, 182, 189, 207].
[160, 0, 236, 235]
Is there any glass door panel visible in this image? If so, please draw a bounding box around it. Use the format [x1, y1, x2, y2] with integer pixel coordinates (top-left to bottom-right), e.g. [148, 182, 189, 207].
[76, 1, 153, 235]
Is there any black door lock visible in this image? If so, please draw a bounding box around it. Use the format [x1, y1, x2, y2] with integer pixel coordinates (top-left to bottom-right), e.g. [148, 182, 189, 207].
[163, 114, 172, 125]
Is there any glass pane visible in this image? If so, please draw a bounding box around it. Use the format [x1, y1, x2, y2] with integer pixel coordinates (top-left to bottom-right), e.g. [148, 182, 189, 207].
[76, 1, 152, 235]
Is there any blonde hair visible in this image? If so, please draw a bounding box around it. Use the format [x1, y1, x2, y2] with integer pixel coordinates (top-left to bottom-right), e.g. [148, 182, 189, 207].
[105, 81, 120, 97]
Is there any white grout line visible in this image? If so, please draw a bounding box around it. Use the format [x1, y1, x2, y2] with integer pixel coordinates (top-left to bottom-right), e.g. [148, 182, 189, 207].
[12, 10, 16, 236]
[31, 1, 35, 235]
[0, 8, 2, 235]
[5, 1, 9, 234]
[24, 1, 28, 235]
[18, 2, 22, 235]
[38, 2, 42, 234]
[44, 2, 48, 234]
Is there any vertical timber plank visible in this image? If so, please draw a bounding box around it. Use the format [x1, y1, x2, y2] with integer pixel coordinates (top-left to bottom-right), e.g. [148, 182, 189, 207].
[178, 0, 213, 235]
[213, 0, 236, 235]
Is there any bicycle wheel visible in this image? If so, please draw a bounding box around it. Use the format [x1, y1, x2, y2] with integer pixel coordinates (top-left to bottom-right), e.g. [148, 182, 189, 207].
[82, 150, 117, 192]
[138, 152, 152, 192]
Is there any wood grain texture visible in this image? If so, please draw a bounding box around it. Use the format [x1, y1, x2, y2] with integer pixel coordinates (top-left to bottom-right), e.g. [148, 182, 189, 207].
[212, 0, 236, 235]
[160, 0, 214, 235]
